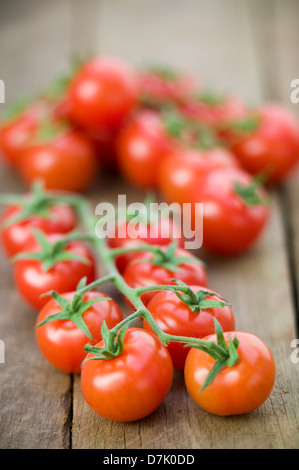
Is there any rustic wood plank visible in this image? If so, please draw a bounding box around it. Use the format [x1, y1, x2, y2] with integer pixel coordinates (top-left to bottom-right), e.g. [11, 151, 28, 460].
[69, 0, 102, 58]
[246, 0, 299, 334]
[0, 0, 298, 450]
[0, 171, 73, 449]
[97, 0, 262, 103]
[261, 0, 299, 333]
[70, 0, 299, 449]
[0, 0, 72, 104]
[0, 0, 73, 449]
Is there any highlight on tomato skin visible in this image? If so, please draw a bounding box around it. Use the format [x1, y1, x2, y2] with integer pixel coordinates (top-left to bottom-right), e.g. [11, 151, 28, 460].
[184, 330, 276, 416]
[144, 285, 235, 370]
[81, 327, 174, 422]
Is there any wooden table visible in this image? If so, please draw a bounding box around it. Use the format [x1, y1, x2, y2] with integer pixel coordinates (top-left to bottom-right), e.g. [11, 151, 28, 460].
[0, 0, 299, 449]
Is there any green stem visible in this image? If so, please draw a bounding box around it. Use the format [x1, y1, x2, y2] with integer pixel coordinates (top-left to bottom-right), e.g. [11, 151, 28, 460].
[76, 274, 116, 295]
[67, 196, 238, 377]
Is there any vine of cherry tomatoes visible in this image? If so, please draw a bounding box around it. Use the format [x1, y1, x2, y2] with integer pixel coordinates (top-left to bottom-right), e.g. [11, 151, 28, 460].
[0, 184, 276, 422]
[0, 55, 291, 423]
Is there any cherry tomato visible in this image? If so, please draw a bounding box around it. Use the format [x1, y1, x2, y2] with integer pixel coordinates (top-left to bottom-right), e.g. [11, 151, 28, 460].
[0, 99, 48, 168]
[108, 217, 185, 274]
[185, 331, 275, 415]
[68, 56, 137, 132]
[36, 291, 123, 373]
[13, 234, 96, 309]
[229, 104, 299, 185]
[0, 202, 77, 258]
[190, 166, 270, 255]
[81, 327, 173, 422]
[123, 248, 208, 306]
[18, 128, 97, 192]
[145, 286, 235, 370]
[117, 110, 176, 189]
[158, 147, 239, 205]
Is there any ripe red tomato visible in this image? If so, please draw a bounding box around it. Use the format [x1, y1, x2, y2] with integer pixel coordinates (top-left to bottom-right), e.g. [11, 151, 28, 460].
[185, 331, 275, 415]
[117, 110, 176, 189]
[0, 99, 48, 168]
[68, 56, 137, 131]
[108, 217, 185, 274]
[123, 247, 208, 306]
[81, 327, 173, 422]
[158, 147, 239, 205]
[190, 166, 270, 255]
[18, 128, 97, 192]
[13, 234, 96, 309]
[36, 291, 123, 373]
[0, 202, 77, 258]
[145, 286, 235, 370]
[228, 104, 299, 185]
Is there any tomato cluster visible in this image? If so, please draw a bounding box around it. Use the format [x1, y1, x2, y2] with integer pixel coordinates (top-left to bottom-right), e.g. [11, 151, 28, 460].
[0, 184, 276, 423]
[1, 57, 299, 256]
[0, 57, 284, 424]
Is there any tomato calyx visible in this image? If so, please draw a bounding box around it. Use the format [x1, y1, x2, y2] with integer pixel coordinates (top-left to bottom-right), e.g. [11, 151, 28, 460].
[227, 114, 261, 135]
[162, 109, 220, 149]
[169, 280, 230, 313]
[2, 96, 36, 122]
[0, 182, 71, 228]
[37, 277, 112, 341]
[162, 109, 186, 138]
[144, 66, 180, 82]
[83, 321, 133, 363]
[234, 174, 268, 206]
[35, 118, 71, 144]
[185, 318, 239, 391]
[135, 242, 204, 272]
[11, 228, 93, 272]
[196, 90, 226, 107]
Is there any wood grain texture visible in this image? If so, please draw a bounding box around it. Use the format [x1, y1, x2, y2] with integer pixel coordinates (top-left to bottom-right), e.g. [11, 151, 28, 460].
[0, 171, 73, 449]
[0, 0, 299, 449]
[0, 0, 73, 449]
[246, 0, 299, 321]
[0, 0, 72, 104]
[262, 0, 299, 335]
